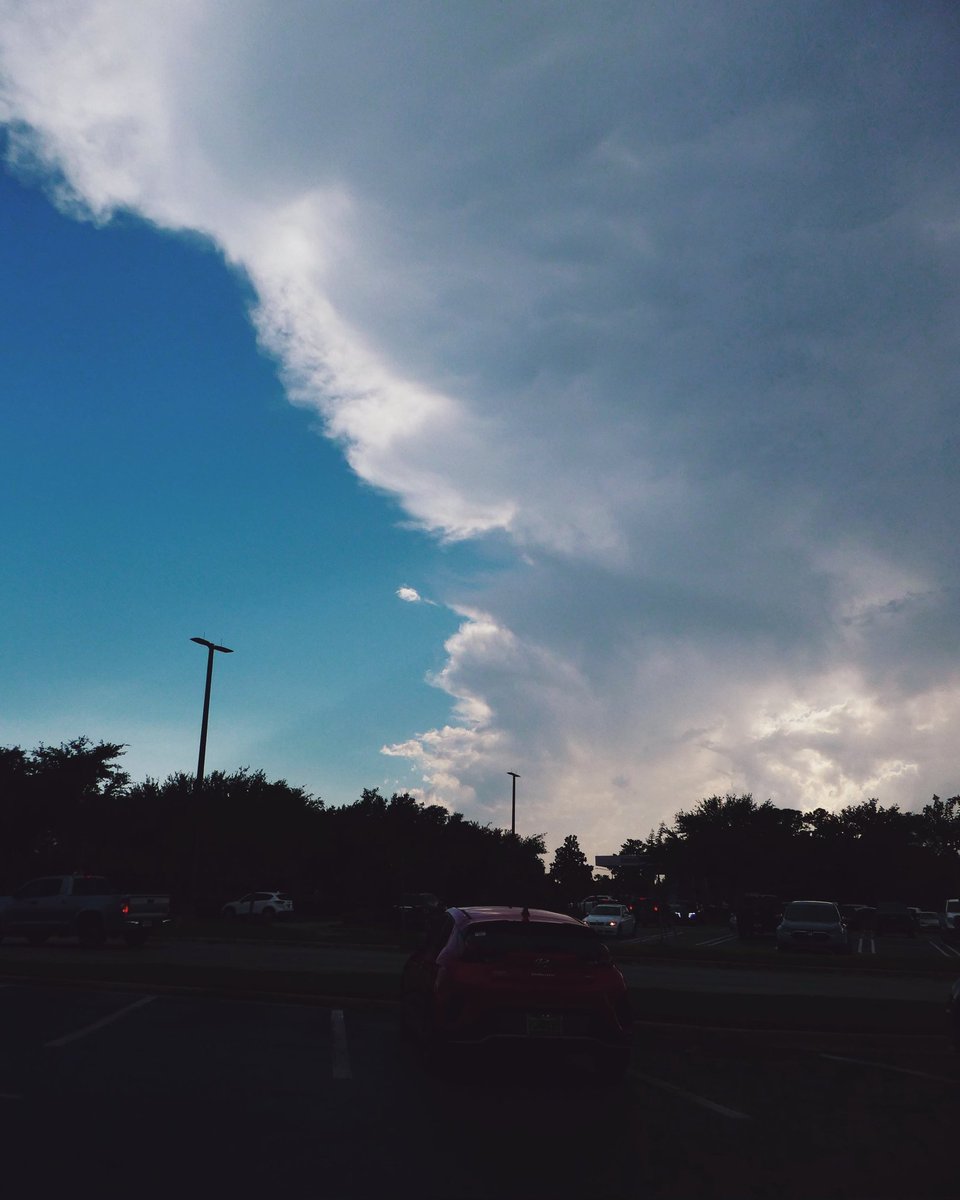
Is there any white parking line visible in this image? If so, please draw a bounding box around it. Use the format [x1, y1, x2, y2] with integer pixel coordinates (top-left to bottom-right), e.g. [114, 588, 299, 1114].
[928, 938, 953, 958]
[938, 940, 960, 959]
[44, 995, 156, 1048]
[0, 1092, 23, 1101]
[330, 1008, 352, 1080]
[631, 1070, 751, 1120]
[821, 1054, 958, 1085]
[696, 933, 736, 947]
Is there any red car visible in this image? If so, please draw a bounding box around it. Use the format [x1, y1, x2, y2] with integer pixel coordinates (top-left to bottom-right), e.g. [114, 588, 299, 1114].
[401, 905, 632, 1080]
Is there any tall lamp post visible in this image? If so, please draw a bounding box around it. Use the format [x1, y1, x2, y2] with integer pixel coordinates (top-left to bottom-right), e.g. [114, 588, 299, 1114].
[190, 637, 233, 913]
[191, 637, 233, 791]
[508, 771, 520, 836]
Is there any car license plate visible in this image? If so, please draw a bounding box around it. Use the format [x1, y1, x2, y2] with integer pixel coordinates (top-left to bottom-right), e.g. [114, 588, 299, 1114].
[526, 1014, 562, 1037]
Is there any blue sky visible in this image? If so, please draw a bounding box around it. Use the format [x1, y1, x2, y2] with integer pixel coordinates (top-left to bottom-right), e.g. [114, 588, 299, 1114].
[0, 156, 467, 808]
[1, 2, 959, 863]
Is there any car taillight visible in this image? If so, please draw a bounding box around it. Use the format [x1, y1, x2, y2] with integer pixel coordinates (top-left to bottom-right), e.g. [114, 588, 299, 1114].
[121, 901, 129, 915]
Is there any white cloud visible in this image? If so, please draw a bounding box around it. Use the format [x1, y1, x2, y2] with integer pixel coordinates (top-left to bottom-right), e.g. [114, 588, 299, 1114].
[3, 2, 960, 858]
[396, 585, 436, 606]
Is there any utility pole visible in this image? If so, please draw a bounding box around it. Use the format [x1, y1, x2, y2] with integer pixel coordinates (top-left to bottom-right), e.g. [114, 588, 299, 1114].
[508, 771, 520, 836]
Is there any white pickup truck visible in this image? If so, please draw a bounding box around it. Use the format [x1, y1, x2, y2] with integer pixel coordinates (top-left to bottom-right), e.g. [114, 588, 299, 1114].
[0, 875, 171, 947]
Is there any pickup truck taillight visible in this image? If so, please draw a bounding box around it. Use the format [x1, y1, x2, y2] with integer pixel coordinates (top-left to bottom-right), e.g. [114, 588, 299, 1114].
[121, 901, 129, 915]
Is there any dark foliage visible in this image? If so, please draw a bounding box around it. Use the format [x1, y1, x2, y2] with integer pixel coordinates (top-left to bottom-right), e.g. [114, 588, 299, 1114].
[2, 740, 958, 915]
[0, 740, 548, 914]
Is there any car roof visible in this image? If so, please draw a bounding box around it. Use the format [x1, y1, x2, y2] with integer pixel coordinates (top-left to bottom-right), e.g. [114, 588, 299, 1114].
[451, 906, 584, 927]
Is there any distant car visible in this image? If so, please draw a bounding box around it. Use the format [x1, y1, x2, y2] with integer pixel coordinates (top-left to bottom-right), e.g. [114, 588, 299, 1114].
[841, 905, 876, 932]
[875, 902, 917, 937]
[396, 893, 442, 916]
[916, 911, 941, 930]
[579, 894, 618, 916]
[221, 891, 293, 920]
[401, 905, 632, 1080]
[584, 903, 637, 939]
[777, 900, 848, 954]
[735, 894, 782, 940]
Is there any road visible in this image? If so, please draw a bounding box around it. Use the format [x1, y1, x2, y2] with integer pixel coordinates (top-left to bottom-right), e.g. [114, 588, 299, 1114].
[0, 979, 956, 1199]
[0, 932, 952, 1004]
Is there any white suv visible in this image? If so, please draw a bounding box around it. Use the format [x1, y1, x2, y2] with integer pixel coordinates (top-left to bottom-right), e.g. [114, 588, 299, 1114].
[944, 899, 960, 935]
[221, 891, 293, 920]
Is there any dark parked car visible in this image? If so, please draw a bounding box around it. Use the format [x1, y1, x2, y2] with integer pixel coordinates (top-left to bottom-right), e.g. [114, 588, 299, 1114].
[401, 905, 632, 1080]
[875, 902, 917, 937]
[840, 905, 876, 932]
[396, 892, 442, 916]
[735, 893, 782, 940]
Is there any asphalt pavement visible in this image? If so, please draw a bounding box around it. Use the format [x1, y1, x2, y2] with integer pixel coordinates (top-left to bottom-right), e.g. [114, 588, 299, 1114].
[1, 980, 956, 1199]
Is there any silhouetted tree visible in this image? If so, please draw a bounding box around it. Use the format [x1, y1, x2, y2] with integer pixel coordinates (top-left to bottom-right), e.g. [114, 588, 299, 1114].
[548, 834, 594, 906]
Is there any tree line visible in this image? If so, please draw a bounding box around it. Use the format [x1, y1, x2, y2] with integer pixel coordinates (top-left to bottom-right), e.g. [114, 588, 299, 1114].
[0, 738, 548, 915]
[609, 792, 960, 911]
[1, 738, 958, 915]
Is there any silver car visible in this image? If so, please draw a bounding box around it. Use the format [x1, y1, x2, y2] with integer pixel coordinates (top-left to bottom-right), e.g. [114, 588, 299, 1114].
[776, 900, 848, 954]
[584, 903, 636, 939]
[221, 890, 293, 920]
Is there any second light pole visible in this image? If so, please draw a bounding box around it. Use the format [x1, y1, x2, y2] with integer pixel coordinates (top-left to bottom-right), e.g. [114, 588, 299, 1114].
[508, 770, 520, 836]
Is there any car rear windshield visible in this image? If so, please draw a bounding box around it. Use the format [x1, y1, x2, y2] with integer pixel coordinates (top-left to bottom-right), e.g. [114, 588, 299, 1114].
[463, 921, 608, 962]
[591, 905, 621, 916]
[784, 902, 838, 922]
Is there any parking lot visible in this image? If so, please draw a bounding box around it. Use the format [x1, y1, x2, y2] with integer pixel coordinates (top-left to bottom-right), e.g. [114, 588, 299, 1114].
[616, 921, 960, 967]
[0, 977, 957, 1199]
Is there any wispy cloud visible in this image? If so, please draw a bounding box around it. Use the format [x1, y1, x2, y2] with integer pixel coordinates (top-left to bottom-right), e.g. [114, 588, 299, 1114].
[2, 2, 959, 850]
[396, 586, 436, 606]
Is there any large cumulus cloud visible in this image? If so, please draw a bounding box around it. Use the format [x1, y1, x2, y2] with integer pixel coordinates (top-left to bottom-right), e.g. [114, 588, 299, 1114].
[3, 0, 959, 854]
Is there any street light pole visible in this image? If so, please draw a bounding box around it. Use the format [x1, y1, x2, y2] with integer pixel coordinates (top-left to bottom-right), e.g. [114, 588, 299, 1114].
[190, 637, 233, 914]
[508, 771, 520, 836]
[191, 637, 233, 792]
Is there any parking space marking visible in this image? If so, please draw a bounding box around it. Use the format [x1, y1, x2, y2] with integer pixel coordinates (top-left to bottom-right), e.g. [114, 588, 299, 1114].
[821, 1054, 958, 1085]
[0, 1092, 23, 1101]
[696, 933, 736, 947]
[330, 1008, 352, 1080]
[927, 939, 953, 959]
[938, 940, 960, 959]
[631, 1069, 751, 1120]
[44, 995, 156, 1048]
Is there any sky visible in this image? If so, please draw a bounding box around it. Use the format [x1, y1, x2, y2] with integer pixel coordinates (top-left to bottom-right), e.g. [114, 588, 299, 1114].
[1, 1, 959, 866]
